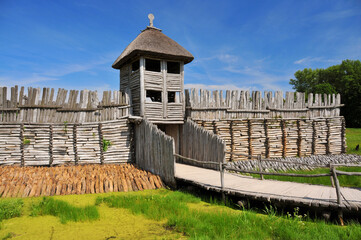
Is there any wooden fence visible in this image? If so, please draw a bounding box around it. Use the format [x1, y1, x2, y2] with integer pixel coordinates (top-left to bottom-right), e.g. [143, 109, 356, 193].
[0, 86, 130, 123]
[0, 119, 132, 166]
[135, 119, 176, 186]
[178, 119, 226, 170]
[195, 117, 346, 162]
[185, 89, 342, 119]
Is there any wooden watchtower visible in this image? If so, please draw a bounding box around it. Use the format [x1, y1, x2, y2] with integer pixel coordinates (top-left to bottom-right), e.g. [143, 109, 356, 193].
[112, 14, 194, 125]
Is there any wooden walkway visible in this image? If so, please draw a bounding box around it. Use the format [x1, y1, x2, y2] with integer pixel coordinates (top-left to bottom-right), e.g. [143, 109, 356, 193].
[175, 163, 361, 212]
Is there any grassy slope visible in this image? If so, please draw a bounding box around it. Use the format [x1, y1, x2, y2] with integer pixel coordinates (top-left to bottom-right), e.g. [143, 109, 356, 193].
[1, 190, 360, 240]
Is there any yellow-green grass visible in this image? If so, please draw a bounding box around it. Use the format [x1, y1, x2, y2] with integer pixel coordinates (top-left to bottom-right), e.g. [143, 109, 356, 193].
[346, 128, 361, 155]
[1, 189, 360, 240]
[0, 190, 185, 240]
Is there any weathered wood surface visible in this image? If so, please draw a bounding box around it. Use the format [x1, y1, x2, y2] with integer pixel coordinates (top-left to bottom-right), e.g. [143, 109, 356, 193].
[135, 119, 175, 186]
[0, 119, 132, 166]
[0, 86, 130, 123]
[185, 89, 342, 119]
[175, 163, 361, 211]
[194, 117, 345, 161]
[0, 164, 163, 198]
[180, 119, 226, 170]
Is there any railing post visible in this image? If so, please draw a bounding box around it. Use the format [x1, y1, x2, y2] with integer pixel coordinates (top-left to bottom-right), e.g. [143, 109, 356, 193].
[332, 166, 344, 226]
[220, 162, 225, 204]
[329, 163, 335, 187]
[258, 155, 264, 180]
[331, 167, 342, 206]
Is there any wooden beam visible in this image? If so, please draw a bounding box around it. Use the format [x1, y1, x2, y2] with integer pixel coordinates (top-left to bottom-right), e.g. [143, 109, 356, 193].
[139, 57, 145, 117]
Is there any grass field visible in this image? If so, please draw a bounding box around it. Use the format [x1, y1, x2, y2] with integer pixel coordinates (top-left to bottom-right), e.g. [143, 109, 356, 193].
[1, 189, 360, 240]
[346, 128, 361, 155]
[252, 166, 361, 187]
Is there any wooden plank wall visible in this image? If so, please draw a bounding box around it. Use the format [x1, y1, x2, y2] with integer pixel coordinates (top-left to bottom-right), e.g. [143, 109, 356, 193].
[185, 89, 342, 119]
[180, 119, 226, 170]
[0, 119, 132, 166]
[135, 119, 175, 186]
[195, 117, 346, 161]
[0, 86, 130, 123]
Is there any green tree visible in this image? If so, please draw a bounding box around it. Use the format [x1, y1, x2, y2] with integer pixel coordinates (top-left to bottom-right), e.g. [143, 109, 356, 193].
[289, 59, 361, 127]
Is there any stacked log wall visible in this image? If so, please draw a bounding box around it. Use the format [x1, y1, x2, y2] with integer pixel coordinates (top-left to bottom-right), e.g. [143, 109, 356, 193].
[0, 119, 132, 166]
[194, 117, 345, 161]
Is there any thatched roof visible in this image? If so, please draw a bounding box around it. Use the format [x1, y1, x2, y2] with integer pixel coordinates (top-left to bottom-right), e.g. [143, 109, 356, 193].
[112, 27, 194, 69]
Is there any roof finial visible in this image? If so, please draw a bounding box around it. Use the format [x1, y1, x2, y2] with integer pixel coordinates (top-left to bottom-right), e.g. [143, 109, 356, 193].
[148, 13, 154, 27]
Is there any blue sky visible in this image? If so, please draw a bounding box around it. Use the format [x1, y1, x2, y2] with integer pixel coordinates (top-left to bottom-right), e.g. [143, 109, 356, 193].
[1, 0, 360, 93]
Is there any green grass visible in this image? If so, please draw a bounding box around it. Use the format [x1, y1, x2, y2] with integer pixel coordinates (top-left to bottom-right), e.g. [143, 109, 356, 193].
[96, 190, 361, 240]
[30, 197, 99, 224]
[346, 128, 361, 155]
[251, 167, 361, 188]
[0, 199, 23, 222]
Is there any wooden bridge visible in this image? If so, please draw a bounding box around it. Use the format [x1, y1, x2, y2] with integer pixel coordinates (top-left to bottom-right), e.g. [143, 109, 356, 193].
[175, 163, 361, 213]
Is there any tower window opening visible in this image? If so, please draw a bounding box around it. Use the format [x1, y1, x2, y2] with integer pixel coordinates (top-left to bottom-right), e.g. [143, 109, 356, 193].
[167, 61, 180, 74]
[168, 91, 180, 103]
[132, 60, 139, 72]
[145, 59, 161, 72]
[146, 90, 162, 102]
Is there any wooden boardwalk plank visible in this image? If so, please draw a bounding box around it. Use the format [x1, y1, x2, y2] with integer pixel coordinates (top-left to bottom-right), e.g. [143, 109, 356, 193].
[175, 163, 361, 211]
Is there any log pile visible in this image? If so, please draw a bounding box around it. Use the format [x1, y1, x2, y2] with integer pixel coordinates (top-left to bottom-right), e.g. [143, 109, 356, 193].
[0, 164, 163, 198]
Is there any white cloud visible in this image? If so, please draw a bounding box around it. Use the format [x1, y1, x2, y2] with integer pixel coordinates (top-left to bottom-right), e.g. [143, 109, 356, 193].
[314, 9, 361, 22]
[0, 75, 58, 86]
[294, 57, 341, 65]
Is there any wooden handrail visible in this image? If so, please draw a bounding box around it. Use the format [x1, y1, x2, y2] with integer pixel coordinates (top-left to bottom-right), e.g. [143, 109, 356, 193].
[224, 167, 331, 178]
[174, 153, 220, 166]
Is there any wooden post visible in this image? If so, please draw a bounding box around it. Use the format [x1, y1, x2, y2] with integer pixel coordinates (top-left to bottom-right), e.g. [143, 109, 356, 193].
[329, 163, 335, 188]
[49, 124, 53, 166]
[248, 120, 252, 159]
[341, 117, 346, 154]
[264, 119, 270, 159]
[258, 155, 264, 180]
[73, 124, 78, 165]
[139, 57, 145, 117]
[331, 167, 342, 206]
[219, 162, 225, 204]
[296, 120, 302, 157]
[281, 120, 286, 158]
[162, 60, 167, 119]
[230, 120, 234, 161]
[20, 123, 24, 167]
[312, 120, 316, 155]
[326, 119, 330, 154]
[98, 123, 104, 164]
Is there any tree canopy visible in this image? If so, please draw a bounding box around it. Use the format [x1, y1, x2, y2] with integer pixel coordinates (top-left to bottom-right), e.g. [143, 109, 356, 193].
[289, 60, 361, 127]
